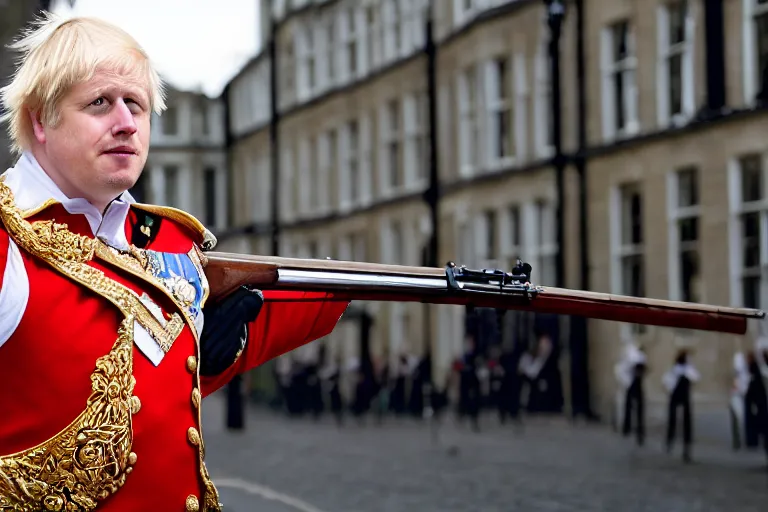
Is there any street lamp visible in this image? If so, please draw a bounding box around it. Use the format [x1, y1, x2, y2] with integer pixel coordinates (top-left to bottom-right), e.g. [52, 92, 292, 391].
[542, 0, 569, 416]
[544, 0, 566, 291]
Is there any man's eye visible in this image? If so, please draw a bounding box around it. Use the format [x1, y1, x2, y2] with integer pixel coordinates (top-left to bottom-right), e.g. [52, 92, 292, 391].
[91, 97, 105, 106]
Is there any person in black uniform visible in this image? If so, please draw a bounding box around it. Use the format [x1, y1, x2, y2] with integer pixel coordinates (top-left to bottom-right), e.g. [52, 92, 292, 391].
[663, 349, 699, 462]
[743, 349, 768, 464]
[618, 345, 647, 446]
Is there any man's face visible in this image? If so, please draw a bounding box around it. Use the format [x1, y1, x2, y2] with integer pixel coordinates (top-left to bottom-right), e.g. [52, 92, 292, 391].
[31, 68, 151, 209]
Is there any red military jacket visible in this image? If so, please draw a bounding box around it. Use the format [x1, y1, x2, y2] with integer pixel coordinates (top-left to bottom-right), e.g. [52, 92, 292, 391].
[0, 153, 348, 511]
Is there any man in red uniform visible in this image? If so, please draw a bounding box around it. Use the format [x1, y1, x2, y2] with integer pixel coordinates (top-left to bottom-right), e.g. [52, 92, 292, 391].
[0, 13, 348, 511]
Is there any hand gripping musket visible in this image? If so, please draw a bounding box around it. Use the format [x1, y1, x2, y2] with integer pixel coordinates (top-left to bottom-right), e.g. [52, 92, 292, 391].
[201, 253, 764, 335]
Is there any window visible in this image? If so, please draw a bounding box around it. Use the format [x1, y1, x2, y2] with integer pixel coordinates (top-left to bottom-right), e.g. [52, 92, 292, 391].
[458, 65, 481, 176]
[483, 209, 498, 265]
[486, 56, 516, 164]
[382, 99, 402, 191]
[386, 219, 404, 264]
[504, 205, 522, 271]
[280, 145, 296, 221]
[415, 92, 429, 183]
[404, 92, 429, 187]
[199, 103, 209, 136]
[203, 167, 217, 226]
[280, 39, 296, 103]
[296, 25, 316, 100]
[745, 0, 768, 104]
[309, 137, 319, 211]
[352, 231, 367, 261]
[732, 154, 768, 309]
[601, 20, 638, 140]
[366, 2, 382, 71]
[348, 120, 360, 204]
[325, 129, 337, 211]
[163, 165, 179, 206]
[382, 0, 402, 61]
[668, 167, 701, 302]
[474, 209, 498, 266]
[297, 137, 312, 215]
[658, 0, 694, 126]
[341, 6, 359, 79]
[161, 106, 178, 136]
[618, 183, 644, 297]
[325, 17, 335, 88]
[533, 200, 557, 285]
[453, 0, 478, 26]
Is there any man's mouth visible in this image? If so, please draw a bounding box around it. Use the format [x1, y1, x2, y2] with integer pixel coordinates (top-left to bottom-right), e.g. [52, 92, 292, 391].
[104, 146, 137, 156]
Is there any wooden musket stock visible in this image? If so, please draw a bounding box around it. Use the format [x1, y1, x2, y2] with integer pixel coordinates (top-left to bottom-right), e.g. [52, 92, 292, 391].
[202, 252, 765, 336]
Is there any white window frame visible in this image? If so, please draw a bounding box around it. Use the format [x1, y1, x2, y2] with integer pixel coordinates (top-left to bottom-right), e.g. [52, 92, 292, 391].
[483, 53, 528, 170]
[666, 167, 701, 302]
[610, 183, 645, 295]
[364, 0, 383, 72]
[256, 153, 271, 222]
[457, 65, 482, 177]
[316, 15, 333, 92]
[610, 182, 646, 337]
[358, 114, 373, 206]
[403, 91, 428, 190]
[500, 204, 523, 272]
[336, 6, 357, 84]
[280, 144, 296, 222]
[656, 1, 696, 128]
[297, 136, 312, 217]
[728, 152, 768, 314]
[338, 119, 358, 213]
[743, 0, 768, 106]
[600, 20, 640, 141]
[531, 199, 557, 286]
[473, 208, 499, 268]
[382, 0, 401, 63]
[452, 0, 482, 28]
[379, 99, 402, 195]
[317, 129, 334, 214]
[295, 22, 316, 101]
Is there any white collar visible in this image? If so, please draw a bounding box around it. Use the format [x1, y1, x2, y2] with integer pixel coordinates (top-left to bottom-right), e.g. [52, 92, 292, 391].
[1, 152, 135, 249]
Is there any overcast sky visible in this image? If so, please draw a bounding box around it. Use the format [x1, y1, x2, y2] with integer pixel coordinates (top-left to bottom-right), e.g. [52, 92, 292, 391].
[51, 0, 261, 97]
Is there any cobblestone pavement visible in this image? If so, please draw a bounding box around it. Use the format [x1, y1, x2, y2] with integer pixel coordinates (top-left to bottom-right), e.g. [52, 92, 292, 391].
[201, 394, 768, 512]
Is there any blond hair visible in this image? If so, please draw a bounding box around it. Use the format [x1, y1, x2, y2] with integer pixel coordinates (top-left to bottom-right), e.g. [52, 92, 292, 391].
[0, 12, 166, 155]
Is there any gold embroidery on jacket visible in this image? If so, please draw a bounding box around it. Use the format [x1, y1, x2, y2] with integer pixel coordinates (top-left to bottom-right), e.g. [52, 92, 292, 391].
[0, 181, 223, 510]
[0, 181, 188, 351]
[0, 317, 137, 511]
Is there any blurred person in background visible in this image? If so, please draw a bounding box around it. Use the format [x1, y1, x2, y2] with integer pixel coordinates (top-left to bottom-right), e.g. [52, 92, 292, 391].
[615, 342, 647, 446]
[663, 348, 700, 463]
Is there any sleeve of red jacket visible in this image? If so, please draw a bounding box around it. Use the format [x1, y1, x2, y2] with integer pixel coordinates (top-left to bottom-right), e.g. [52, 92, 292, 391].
[200, 290, 349, 397]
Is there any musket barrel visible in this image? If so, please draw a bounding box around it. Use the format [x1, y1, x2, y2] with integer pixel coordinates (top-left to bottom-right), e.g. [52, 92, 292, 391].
[202, 252, 764, 335]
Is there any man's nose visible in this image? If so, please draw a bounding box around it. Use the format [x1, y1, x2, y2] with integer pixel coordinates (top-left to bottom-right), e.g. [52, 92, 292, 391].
[111, 100, 137, 135]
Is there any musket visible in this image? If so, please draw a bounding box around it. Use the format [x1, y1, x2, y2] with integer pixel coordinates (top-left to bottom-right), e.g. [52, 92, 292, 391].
[201, 252, 765, 336]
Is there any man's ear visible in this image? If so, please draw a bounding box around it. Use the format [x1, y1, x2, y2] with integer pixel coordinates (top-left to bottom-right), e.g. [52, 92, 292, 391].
[28, 108, 46, 144]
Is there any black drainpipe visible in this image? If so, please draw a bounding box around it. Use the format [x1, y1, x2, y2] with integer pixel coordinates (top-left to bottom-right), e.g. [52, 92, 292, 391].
[570, 0, 597, 421]
[269, 13, 281, 256]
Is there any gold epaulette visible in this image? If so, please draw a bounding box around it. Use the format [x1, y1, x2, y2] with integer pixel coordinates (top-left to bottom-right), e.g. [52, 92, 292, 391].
[132, 203, 218, 251]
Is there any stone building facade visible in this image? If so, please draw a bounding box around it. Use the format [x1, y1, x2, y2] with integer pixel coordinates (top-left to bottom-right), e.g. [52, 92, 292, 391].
[134, 86, 229, 234]
[220, 0, 768, 433]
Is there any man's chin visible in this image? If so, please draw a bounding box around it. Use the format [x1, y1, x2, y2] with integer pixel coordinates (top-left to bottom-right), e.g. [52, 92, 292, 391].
[101, 169, 141, 193]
